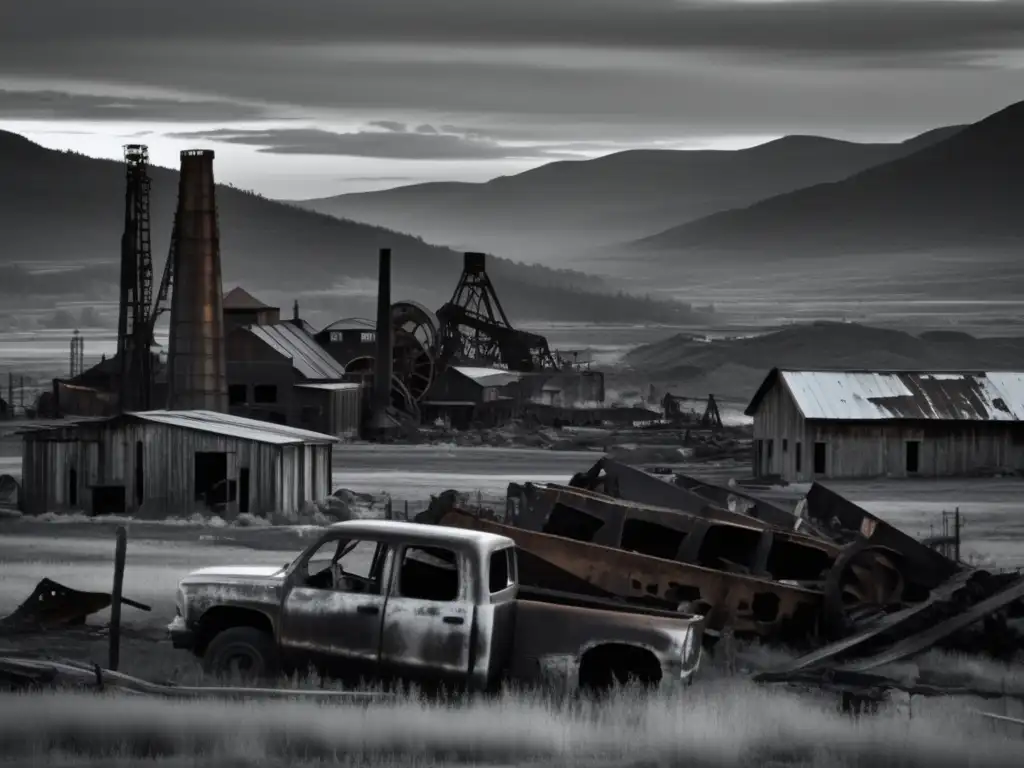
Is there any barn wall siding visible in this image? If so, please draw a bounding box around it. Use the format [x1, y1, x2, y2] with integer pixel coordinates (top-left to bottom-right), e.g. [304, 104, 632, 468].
[751, 379, 1024, 481]
[20, 420, 332, 519]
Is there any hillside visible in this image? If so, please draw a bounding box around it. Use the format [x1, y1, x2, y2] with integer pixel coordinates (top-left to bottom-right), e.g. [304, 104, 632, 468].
[0, 131, 694, 326]
[634, 100, 1023, 256]
[619, 322, 1024, 401]
[295, 128, 961, 264]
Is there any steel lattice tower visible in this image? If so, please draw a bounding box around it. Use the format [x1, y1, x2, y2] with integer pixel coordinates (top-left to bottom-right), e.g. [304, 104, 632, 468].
[116, 144, 155, 411]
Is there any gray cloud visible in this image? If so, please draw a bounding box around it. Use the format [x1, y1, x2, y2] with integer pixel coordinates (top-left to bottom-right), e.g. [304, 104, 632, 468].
[2, 1, 1023, 166]
[165, 127, 575, 160]
[0, 88, 280, 122]
[4, 2, 1024, 59]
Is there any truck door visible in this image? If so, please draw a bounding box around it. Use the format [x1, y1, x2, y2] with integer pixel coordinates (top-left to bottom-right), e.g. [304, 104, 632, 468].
[279, 535, 394, 680]
[380, 544, 474, 685]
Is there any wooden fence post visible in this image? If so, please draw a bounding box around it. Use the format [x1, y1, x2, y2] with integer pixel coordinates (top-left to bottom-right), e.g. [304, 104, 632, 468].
[109, 526, 127, 671]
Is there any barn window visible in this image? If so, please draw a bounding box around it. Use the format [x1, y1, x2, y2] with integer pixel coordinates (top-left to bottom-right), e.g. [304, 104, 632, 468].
[813, 442, 827, 474]
[795, 443, 802, 473]
[766, 439, 774, 466]
[360, 331, 376, 343]
[253, 384, 278, 404]
[228, 384, 247, 405]
[782, 438, 788, 453]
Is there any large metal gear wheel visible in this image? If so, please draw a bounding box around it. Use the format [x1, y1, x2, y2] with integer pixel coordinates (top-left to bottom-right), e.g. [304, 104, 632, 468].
[344, 356, 421, 421]
[390, 301, 439, 404]
[822, 541, 906, 640]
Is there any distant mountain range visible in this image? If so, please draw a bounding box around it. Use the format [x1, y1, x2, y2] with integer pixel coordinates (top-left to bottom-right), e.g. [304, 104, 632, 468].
[0, 131, 695, 327]
[632, 101, 1023, 258]
[296, 125, 963, 263]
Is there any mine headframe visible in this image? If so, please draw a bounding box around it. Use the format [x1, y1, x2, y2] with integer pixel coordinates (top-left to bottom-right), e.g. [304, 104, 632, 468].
[116, 145, 155, 411]
[436, 252, 559, 372]
[662, 392, 724, 429]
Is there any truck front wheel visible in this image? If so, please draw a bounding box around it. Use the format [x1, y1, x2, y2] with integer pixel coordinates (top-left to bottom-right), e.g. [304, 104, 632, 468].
[202, 626, 279, 682]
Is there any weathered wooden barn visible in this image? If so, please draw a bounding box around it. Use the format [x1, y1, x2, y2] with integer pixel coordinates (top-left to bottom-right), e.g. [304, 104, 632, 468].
[20, 410, 338, 519]
[745, 369, 1024, 481]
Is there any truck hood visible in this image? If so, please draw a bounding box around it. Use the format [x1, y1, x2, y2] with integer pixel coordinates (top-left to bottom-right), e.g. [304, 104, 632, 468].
[181, 565, 286, 582]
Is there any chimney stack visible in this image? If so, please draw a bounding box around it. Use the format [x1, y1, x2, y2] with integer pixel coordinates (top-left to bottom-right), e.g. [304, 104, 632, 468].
[372, 248, 393, 434]
[165, 149, 228, 412]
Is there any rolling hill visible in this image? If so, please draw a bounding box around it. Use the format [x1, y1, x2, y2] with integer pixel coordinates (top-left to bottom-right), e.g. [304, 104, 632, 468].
[634, 100, 1024, 257]
[0, 131, 695, 327]
[620, 322, 1024, 401]
[295, 127, 962, 264]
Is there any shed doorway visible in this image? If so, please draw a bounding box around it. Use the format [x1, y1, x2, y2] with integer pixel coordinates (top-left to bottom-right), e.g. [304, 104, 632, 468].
[195, 452, 229, 506]
[91, 485, 126, 516]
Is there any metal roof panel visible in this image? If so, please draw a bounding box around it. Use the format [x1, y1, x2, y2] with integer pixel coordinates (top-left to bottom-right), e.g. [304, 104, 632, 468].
[247, 323, 347, 380]
[129, 410, 339, 444]
[777, 370, 1024, 421]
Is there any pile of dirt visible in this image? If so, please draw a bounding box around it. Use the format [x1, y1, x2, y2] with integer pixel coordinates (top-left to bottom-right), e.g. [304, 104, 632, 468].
[622, 322, 1024, 400]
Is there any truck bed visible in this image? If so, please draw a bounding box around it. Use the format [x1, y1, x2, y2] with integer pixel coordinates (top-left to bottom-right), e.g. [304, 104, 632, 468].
[517, 585, 693, 621]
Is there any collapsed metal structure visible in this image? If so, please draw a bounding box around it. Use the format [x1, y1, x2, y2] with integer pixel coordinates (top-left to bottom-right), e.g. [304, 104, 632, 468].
[416, 456, 1024, 685]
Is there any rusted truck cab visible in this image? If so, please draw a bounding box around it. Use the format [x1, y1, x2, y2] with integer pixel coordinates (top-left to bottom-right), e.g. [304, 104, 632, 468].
[169, 519, 703, 693]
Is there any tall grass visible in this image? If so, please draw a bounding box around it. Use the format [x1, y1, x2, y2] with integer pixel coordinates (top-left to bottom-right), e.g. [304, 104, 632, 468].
[1, 680, 1020, 767]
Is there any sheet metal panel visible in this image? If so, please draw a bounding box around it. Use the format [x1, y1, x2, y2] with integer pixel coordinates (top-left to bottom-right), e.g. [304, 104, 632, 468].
[129, 409, 338, 445]
[247, 323, 347, 380]
[781, 371, 1024, 422]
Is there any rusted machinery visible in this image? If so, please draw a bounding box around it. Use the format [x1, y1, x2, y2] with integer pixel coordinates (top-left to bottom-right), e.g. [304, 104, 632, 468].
[165, 150, 228, 412]
[0, 578, 150, 632]
[662, 393, 723, 429]
[435, 252, 559, 372]
[416, 456, 1018, 661]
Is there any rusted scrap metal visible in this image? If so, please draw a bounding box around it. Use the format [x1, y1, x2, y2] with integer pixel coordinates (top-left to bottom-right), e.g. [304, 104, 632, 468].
[758, 570, 1024, 679]
[499, 480, 927, 640]
[803, 483, 959, 588]
[570, 458, 808, 533]
[433, 504, 822, 643]
[0, 578, 152, 632]
[671, 471, 814, 535]
[507, 480, 770, 532]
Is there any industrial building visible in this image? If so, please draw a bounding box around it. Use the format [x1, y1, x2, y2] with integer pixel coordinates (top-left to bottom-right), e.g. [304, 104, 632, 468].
[421, 366, 523, 428]
[745, 369, 1024, 481]
[20, 410, 337, 519]
[224, 309, 362, 438]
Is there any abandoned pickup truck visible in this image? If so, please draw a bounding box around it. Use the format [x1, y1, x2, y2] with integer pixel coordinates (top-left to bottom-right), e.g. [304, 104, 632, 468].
[168, 519, 704, 693]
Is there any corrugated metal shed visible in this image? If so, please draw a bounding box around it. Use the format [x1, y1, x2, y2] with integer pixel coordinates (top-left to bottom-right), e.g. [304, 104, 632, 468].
[129, 410, 339, 444]
[746, 369, 1024, 421]
[247, 323, 347, 380]
[453, 366, 523, 388]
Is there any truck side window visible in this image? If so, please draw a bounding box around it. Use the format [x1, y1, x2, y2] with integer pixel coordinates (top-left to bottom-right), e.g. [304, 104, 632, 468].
[489, 548, 513, 593]
[302, 538, 384, 593]
[395, 546, 459, 602]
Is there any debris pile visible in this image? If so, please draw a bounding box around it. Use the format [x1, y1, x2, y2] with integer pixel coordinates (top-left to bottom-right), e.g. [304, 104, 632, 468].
[415, 456, 1024, 699]
[0, 578, 151, 634]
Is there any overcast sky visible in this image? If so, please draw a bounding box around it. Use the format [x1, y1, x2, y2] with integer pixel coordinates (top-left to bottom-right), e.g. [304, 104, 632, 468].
[2, 0, 1022, 198]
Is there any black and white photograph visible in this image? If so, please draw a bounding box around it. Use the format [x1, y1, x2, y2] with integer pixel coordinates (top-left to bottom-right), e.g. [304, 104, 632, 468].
[1, 1, 1023, 765]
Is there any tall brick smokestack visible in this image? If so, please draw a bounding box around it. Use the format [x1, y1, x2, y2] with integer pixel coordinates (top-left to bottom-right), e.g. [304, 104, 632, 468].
[165, 149, 227, 412]
[372, 248, 393, 434]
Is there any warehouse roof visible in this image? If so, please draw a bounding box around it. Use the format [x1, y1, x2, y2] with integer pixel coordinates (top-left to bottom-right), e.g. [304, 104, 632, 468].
[746, 369, 1024, 422]
[247, 322, 347, 380]
[129, 410, 339, 444]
